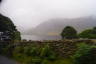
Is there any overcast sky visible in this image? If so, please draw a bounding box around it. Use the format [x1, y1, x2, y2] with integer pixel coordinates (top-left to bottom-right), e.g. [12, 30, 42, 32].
[0, 0, 96, 31]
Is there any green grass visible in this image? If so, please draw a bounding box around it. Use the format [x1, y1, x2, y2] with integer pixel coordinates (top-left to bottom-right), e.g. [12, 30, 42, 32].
[13, 55, 73, 64]
[38, 58, 73, 64]
[52, 58, 73, 64]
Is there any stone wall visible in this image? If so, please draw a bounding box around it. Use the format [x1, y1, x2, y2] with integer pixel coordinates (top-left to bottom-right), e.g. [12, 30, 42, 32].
[14, 40, 95, 57]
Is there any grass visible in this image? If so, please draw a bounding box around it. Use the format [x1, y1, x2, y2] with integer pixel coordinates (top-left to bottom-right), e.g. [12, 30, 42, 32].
[52, 58, 73, 64]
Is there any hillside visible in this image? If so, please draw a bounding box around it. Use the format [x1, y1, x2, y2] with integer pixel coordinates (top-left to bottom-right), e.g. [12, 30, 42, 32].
[23, 16, 96, 36]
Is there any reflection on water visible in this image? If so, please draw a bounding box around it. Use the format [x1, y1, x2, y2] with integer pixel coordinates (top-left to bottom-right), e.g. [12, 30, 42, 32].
[21, 35, 61, 41]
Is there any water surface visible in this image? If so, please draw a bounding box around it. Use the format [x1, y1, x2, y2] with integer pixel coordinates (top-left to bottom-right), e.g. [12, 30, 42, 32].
[21, 35, 61, 41]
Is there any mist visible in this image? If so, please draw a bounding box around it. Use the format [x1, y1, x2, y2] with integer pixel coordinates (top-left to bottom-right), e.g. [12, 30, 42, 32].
[0, 0, 96, 32]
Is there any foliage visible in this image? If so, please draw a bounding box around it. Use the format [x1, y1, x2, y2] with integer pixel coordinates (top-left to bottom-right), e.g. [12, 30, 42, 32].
[74, 48, 96, 64]
[0, 14, 21, 41]
[40, 44, 57, 61]
[72, 43, 96, 64]
[12, 31, 21, 41]
[53, 58, 73, 64]
[79, 27, 96, 39]
[92, 27, 96, 34]
[72, 43, 92, 59]
[1, 40, 96, 64]
[12, 44, 57, 64]
[78, 29, 92, 38]
[24, 45, 39, 56]
[61, 26, 78, 39]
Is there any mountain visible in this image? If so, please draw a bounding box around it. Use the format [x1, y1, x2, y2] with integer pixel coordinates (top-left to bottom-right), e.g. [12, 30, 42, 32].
[23, 16, 96, 36]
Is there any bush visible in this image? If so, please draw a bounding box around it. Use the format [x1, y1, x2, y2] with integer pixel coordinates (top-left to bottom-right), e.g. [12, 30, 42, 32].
[74, 48, 96, 64]
[24, 46, 38, 56]
[73, 43, 96, 64]
[72, 43, 92, 59]
[40, 44, 57, 61]
[78, 27, 96, 39]
[12, 44, 57, 64]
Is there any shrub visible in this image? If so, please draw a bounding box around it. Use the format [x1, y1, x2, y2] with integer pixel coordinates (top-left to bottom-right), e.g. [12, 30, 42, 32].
[40, 44, 57, 61]
[74, 48, 96, 64]
[72, 43, 92, 59]
[73, 43, 96, 64]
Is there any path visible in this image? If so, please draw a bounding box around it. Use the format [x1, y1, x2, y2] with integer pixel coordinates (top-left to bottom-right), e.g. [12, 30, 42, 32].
[0, 55, 19, 64]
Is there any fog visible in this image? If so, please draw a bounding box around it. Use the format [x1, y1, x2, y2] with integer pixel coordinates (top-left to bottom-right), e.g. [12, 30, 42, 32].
[0, 0, 96, 31]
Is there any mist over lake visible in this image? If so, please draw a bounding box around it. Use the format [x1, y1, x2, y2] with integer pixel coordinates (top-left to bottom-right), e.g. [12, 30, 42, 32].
[21, 35, 61, 41]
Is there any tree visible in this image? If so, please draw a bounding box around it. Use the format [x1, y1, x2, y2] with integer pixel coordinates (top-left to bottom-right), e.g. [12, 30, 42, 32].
[78, 29, 92, 39]
[12, 31, 21, 41]
[92, 27, 96, 34]
[79, 27, 96, 39]
[0, 14, 21, 41]
[61, 26, 78, 39]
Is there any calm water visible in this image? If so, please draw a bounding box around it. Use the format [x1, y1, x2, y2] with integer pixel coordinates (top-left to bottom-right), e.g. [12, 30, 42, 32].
[21, 35, 61, 41]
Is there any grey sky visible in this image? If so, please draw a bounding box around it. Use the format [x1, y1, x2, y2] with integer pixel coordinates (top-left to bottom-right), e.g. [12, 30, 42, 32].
[0, 0, 96, 31]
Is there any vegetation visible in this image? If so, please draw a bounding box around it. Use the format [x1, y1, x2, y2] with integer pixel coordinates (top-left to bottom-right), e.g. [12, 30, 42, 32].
[73, 43, 96, 64]
[0, 40, 95, 64]
[12, 44, 58, 64]
[61, 26, 78, 39]
[74, 48, 96, 64]
[0, 14, 21, 41]
[72, 43, 93, 59]
[0, 9, 96, 64]
[1, 1, 96, 64]
[61, 26, 96, 39]
[78, 27, 96, 39]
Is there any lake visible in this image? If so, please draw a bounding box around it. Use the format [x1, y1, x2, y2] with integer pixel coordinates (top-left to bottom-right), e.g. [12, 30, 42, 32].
[21, 35, 61, 41]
